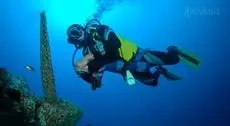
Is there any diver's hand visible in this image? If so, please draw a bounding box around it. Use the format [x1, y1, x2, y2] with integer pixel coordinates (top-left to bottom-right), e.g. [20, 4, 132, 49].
[75, 59, 89, 73]
[90, 73, 102, 90]
[80, 52, 94, 66]
[75, 52, 94, 73]
[91, 76, 101, 91]
[75, 62, 89, 74]
[76, 60, 87, 68]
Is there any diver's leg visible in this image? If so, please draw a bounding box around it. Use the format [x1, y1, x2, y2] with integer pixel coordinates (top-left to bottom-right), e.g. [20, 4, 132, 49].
[143, 46, 180, 66]
[104, 60, 124, 74]
[125, 61, 162, 86]
[104, 60, 160, 86]
[125, 61, 149, 73]
[125, 63, 168, 86]
[104, 60, 133, 82]
[131, 47, 182, 82]
[140, 70, 161, 86]
[104, 60, 173, 86]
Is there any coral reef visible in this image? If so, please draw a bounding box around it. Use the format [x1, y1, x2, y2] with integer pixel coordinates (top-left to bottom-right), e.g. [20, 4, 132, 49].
[37, 11, 83, 125]
[1, 11, 83, 126]
[7, 74, 31, 96]
[5, 74, 82, 126]
[38, 99, 82, 126]
[0, 9, 83, 126]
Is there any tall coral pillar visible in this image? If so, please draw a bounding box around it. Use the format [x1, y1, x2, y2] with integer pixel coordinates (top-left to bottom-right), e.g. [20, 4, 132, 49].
[40, 11, 57, 102]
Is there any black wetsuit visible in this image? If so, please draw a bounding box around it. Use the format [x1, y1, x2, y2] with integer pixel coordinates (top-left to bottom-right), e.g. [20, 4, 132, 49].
[78, 25, 180, 88]
[78, 25, 122, 89]
[85, 25, 122, 72]
[103, 48, 180, 86]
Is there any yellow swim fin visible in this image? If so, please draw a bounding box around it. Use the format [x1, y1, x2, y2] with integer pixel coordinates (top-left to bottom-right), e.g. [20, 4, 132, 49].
[178, 49, 201, 70]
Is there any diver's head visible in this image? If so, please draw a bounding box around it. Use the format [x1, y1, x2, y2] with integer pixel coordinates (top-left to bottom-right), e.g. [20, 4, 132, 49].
[67, 24, 87, 49]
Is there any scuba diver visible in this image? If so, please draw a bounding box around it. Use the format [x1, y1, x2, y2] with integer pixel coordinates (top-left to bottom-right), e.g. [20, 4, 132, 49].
[67, 19, 200, 90]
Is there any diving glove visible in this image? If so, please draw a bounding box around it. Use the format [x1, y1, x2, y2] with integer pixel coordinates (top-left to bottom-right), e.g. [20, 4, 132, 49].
[91, 73, 102, 90]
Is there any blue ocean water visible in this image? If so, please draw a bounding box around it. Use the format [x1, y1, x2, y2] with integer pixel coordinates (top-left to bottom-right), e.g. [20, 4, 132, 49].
[0, 0, 229, 126]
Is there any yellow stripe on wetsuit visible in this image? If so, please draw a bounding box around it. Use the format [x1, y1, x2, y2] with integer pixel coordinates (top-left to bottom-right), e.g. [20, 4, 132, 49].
[117, 36, 138, 62]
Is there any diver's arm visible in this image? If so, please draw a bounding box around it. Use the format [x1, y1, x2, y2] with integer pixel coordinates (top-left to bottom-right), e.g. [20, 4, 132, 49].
[85, 59, 105, 90]
[76, 57, 104, 90]
[75, 53, 95, 83]
[77, 52, 94, 68]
